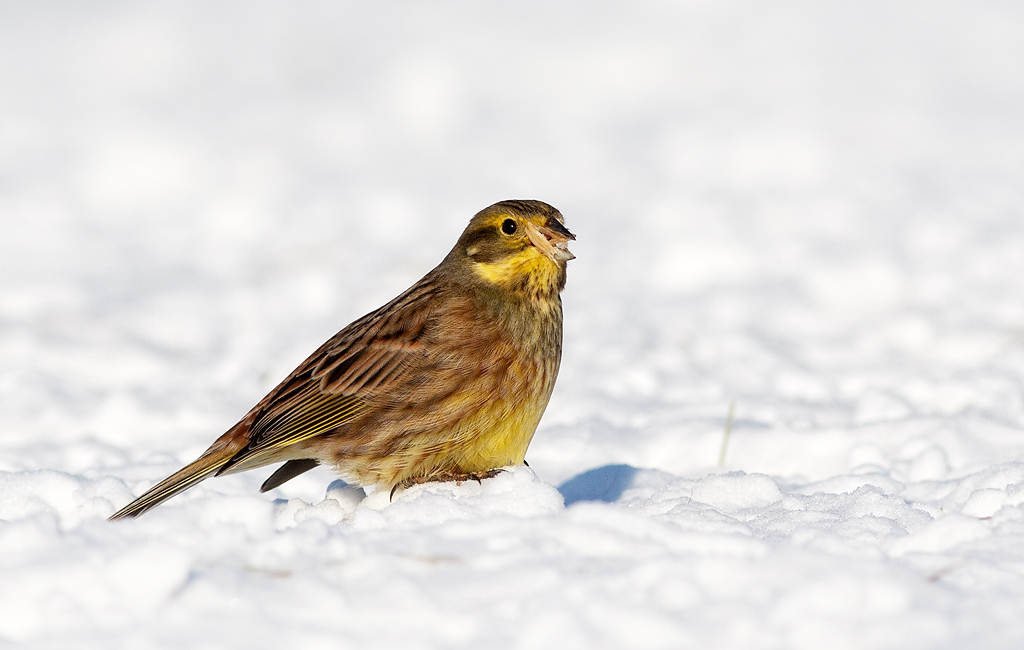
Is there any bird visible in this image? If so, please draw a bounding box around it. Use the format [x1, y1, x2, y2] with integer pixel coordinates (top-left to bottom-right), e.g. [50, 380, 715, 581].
[109, 199, 575, 519]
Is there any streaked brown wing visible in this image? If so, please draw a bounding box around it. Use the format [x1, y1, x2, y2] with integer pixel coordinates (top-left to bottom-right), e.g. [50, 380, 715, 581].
[217, 277, 443, 474]
[250, 383, 366, 449]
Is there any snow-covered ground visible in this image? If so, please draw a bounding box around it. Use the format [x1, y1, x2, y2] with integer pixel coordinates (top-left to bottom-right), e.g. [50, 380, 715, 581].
[3, 1, 1024, 647]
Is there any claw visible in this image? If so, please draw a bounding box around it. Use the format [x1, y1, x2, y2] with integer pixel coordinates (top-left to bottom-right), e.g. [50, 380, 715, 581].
[390, 468, 505, 497]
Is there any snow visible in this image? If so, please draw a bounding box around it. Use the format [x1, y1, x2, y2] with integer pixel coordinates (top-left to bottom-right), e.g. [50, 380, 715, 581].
[2, 1, 1024, 647]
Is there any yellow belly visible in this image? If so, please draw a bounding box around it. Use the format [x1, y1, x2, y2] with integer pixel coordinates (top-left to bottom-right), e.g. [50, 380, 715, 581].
[452, 383, 553, 470]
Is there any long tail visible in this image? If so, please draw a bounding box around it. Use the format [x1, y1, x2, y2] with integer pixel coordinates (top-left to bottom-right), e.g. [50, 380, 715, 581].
[109, 447, 238, 520]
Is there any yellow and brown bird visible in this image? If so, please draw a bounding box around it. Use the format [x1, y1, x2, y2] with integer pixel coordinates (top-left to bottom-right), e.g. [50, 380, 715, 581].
[110, 199, 575, 519]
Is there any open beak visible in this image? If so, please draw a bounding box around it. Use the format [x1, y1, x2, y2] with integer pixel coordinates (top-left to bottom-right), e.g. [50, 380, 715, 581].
[524, 217, 576, 263]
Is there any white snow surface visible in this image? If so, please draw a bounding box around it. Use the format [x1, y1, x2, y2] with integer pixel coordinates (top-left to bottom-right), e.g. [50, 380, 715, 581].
[3, 1, 1024, 648]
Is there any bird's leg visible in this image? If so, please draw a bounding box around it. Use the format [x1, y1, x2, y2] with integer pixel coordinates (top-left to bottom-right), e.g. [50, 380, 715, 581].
[466, 468, 505, 483]
[390, 468, 505, 500]
[410, 468, 505, 486]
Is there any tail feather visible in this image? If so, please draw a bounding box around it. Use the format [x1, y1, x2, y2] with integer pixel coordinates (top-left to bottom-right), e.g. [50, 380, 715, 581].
[109, 447, 238, 520]
[259, 458, 320, 493]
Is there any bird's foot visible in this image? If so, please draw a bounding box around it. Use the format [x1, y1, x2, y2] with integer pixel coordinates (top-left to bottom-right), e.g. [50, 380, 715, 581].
[390, 468, 505, 500]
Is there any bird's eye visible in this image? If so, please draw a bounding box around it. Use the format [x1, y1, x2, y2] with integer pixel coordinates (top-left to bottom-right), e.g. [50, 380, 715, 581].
[501, 218, 517, 235]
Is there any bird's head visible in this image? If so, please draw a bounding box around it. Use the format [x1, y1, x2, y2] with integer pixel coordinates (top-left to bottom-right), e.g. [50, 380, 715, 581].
[447, 200, 575, 297]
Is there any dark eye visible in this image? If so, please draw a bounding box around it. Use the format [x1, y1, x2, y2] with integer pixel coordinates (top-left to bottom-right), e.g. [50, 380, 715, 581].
[501, 218, 517, 235]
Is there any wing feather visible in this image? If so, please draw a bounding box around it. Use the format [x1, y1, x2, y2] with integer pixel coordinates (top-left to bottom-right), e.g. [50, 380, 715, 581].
[217, 278, 443, 474]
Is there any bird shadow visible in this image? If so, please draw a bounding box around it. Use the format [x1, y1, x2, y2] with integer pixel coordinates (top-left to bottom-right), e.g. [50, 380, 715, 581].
[557, 464, 639, 506]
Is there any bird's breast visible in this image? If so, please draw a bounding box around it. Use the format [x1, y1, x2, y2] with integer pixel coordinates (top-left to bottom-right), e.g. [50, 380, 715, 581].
[451, 294, 562, 468]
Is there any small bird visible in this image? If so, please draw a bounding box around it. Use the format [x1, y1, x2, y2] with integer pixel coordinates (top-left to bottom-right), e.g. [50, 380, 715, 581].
[110, 199, 575, 519]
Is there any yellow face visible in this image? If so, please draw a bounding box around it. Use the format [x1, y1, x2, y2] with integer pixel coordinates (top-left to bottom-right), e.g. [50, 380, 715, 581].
[454, 200, 575, 298]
